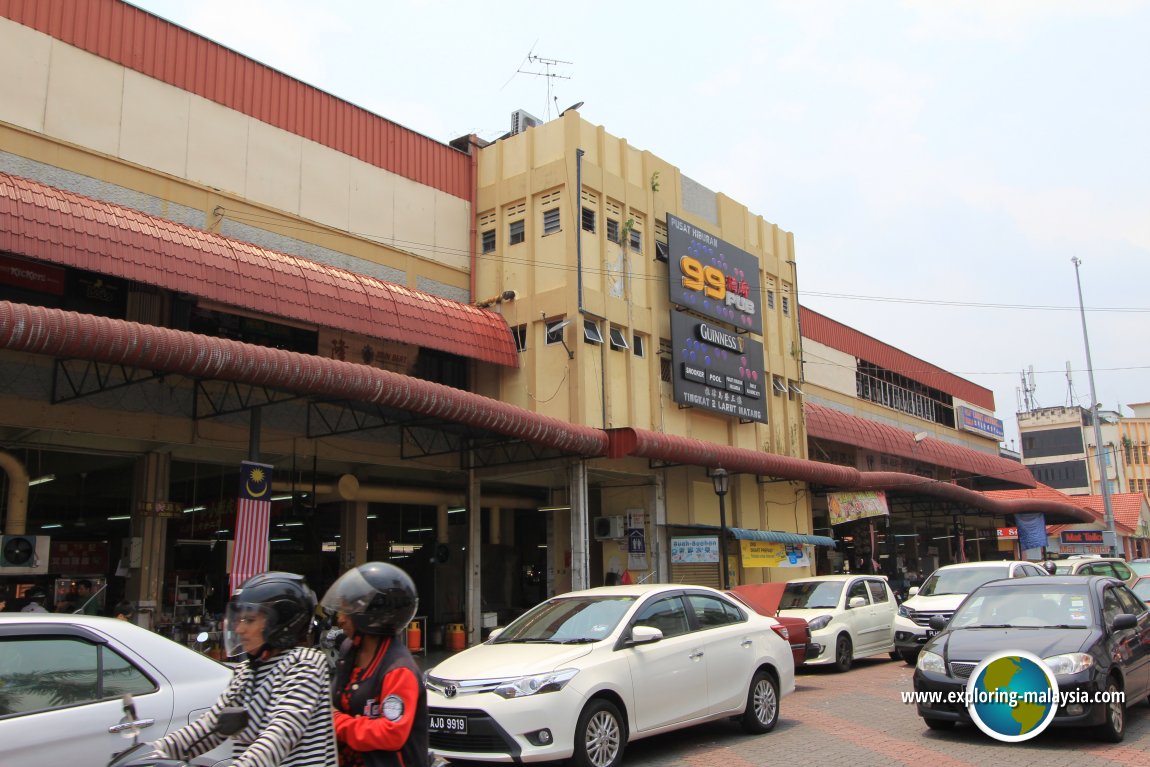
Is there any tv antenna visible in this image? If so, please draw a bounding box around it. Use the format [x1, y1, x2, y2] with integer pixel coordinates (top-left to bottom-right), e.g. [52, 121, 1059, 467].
[518, 46, 573, 119]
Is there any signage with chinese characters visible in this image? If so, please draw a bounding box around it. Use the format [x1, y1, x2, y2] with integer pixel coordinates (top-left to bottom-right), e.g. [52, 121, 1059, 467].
[957, 406, 1005, 440]
[319, 329, 418, 375]
[669, 311, 766, 423]
[670, 536, 720, 564]
[138, 500, 184, 519]
[49, 541, 109, 574]
[667, 214, 763, 335]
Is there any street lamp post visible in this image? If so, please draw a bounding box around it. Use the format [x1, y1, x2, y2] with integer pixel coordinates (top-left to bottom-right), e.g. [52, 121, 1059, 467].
[712, 468, 730, 590]
[1072, 257, 1117, 555]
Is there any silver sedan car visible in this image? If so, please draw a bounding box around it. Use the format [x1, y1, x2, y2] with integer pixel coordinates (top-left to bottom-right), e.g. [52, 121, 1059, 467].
[0, 613, 232, 767]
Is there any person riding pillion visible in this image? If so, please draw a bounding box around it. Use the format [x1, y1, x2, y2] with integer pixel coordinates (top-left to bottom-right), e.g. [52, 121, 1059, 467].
[321, 562, 429, 767]
[152, 571, 338, 767]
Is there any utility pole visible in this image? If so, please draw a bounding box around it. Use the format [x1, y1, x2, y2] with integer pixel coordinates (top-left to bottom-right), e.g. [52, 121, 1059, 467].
[1072, 257, 1117, 555]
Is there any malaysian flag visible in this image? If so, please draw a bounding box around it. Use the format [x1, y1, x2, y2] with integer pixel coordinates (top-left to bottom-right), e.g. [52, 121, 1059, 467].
[230, 461, 273, 595]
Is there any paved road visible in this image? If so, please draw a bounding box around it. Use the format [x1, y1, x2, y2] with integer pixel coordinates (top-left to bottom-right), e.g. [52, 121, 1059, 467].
[612, 655, 1150, 767]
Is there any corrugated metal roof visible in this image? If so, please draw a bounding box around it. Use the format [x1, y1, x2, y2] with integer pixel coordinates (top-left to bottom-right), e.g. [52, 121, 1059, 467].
[0, 0, 470, 199]
[0, 172, 518, 367]
[805, 402, 1033, 487]
[799, 305, 994, 411]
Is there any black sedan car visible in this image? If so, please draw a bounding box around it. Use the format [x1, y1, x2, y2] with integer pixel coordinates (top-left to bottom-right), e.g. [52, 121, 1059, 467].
[912, 576, 1150, 742]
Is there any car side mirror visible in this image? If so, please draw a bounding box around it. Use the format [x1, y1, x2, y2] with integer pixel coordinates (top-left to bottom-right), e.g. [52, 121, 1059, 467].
[486, 627, 504, 641]
[1111, 614, 1137, 632]
[908, 586, 919, 597]
[929, 615, 949, 632]
[848, 597, 866, 609]
[628, 625, 663, 646]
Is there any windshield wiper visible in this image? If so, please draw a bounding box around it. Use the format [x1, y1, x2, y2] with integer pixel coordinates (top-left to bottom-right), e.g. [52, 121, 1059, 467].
[497, 637, 560, 644]
[557, 638, 598, 644]
[968, 624, 1016, 629]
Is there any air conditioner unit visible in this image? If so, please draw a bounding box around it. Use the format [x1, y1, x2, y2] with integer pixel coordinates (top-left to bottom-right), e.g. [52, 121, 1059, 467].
[594, 515, 625, 540]
[0, 534, 50, 574]
[510, 108, 542, 135]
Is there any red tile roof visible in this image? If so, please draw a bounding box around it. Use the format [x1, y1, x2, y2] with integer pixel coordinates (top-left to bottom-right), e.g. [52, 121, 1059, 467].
[0, 173, 518, 367]
[985, 485, 1141, 535]
[804, 402, 1034, 487]
[1077, 493, 1148, 533]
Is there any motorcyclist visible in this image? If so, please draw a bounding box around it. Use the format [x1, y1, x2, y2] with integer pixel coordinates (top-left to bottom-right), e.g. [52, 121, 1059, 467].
[1042, 560, 1058, 575]
[151, 571, 338, 767]
[321, 562, 428, 767]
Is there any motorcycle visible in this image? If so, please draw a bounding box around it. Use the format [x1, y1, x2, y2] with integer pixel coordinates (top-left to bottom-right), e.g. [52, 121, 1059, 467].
[109, 695, 248, 767]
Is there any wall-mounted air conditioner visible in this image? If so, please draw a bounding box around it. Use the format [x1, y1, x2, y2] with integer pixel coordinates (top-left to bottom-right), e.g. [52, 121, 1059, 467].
[594, 515, 625, 540]
[0, 535, 50, 574]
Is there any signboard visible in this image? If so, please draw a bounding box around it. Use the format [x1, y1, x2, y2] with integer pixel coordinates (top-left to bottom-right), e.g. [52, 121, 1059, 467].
[739, 540, 810, 568]
[1060, 529, 1104, 545]
[319, 328, 418, 375]
[670, 535, 720, 564]
[827, 490, 889, 525]
[0, 253, 66, 295]
[137, 500, 184, 519]
[957, 406, 1005, 440]
[996, 527, 1019, 539]
[667, 214, 763, 335]
[670, 310, 766, 422]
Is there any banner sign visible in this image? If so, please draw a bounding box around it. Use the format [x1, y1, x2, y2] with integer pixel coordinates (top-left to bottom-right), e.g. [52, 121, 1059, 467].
[957, 406, 1005, 440]
[231, 461, 273, 594]
[828, 490, 890, 526]
[739, 540, 809, 568]
[670, 535, 720, 564]
[996, 527, 1018, 539]
[669, 310, 766, 423]
[1015, 512, 1047, 550]
[667, 213, 763, 335]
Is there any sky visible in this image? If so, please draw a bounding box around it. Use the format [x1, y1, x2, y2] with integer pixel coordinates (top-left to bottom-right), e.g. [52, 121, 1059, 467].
[128, 0, 1150, 449]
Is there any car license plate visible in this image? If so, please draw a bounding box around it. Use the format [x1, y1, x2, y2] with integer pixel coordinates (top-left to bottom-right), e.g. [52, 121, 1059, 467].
[429, 714, 468, 735]
[924, 629, 935, 639]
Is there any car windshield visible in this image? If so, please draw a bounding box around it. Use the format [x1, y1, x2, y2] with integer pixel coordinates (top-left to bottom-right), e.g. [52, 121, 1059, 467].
[1129, 561, 1150, 577]
[916, 566, 1010, 597]
[1054, 565, 1072, 575]
[490, 596, 635, 643]
[780, 581, 843, 609]
[948, 584, 1092, 629]
[1133, 580, 1150, 601]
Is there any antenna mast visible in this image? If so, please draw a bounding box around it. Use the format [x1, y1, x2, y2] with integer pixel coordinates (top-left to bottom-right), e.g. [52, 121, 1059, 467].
[1064, 361, 1078, 407]
[518, 49, 573, 119]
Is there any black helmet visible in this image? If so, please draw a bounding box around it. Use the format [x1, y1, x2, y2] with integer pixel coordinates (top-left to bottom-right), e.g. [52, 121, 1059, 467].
[223, 571, 316, 657]
[1042, 560, 1058, 575]
[26, 588, 46, 602]
[321, 562, 417, 636]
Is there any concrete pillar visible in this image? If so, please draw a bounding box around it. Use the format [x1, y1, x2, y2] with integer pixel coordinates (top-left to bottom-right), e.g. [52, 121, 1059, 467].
[489, 507, 501, 545]
[437, 504, 449, 544]
[569, 460, 589, 591]
[340, 501, 369, 572]
[654, 472, 667, 581]
[127, 451, 171, 622]
[466, 470, 482, 645]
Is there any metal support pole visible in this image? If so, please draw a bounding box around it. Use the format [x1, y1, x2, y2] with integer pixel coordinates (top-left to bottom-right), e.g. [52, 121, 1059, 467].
[1072, 257, 1116, 555]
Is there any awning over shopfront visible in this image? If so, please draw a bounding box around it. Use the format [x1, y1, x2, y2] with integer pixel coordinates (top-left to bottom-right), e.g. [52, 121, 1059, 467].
[606, 427, 1095, 524]
[728, 527, 837, 548]
[0, 301, 606, 457]
[805, 402, 1034, 488]
[0, 172, 518, 367]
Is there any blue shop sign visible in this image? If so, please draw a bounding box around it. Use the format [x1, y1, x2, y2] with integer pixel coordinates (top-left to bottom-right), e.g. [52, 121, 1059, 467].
[958, 406, 1004, 440]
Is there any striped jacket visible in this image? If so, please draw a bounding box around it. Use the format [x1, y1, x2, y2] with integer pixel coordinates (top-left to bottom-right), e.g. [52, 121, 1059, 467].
[153, 646, 338, 767]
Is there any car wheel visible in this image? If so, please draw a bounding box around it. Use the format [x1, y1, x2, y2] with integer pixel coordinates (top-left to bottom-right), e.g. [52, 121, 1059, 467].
[889, 651, 900, 661]
[1094, 677, 1126, 743]
[833, 634, 853, 673]
[924, 718, 954, 731]
[573, 699, 625, 767]
[900, 649, 919, 665]
[740, 669, 779, 734]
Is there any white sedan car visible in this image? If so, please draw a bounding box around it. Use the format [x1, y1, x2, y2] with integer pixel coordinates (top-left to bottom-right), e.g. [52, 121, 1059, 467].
[425, 584, 795, 767]
[0, 613, 233, 767]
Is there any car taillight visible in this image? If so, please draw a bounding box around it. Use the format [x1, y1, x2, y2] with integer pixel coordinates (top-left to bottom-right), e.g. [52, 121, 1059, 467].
[771, 624, 790, 641]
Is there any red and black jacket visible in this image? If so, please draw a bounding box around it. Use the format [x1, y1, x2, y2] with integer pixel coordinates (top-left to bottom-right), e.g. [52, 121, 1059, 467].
[332, 635, 428, 767]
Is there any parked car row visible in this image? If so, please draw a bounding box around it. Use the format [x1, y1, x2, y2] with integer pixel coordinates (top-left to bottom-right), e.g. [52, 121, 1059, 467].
[5, 557, 1148, 767]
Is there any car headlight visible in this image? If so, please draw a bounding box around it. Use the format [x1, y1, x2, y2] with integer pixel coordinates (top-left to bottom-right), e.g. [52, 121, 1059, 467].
[1043, 653, 1094, 676]
[898, 604, 913, 618]
[493, 668, 580, 699]
[807, 615, 833, 631]
[917, 650, 946, 675]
